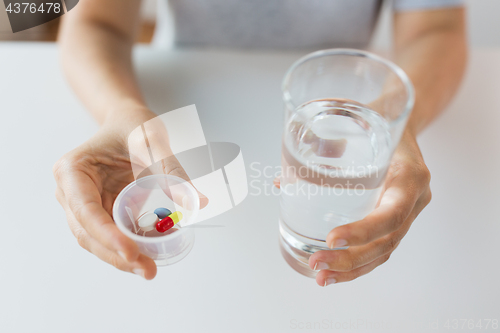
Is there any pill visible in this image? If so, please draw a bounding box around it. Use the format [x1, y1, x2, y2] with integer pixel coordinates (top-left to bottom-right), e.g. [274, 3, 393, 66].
[156, 212, 183, 233]
[138, 213, 159, 232]
[156, 216, 174, 233]
[154, 207, 172, 220]
[169, 211, 183, 224]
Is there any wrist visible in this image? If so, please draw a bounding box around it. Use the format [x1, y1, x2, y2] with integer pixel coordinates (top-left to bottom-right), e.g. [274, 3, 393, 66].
[102, 101, 156, 132]
[403, 123, 419, 141]
[404, 98, 438, 137]
[398, 126, 419, 150]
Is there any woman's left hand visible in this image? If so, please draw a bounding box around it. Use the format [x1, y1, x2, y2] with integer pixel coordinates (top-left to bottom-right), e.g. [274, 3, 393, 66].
[308, 130, 432, 286]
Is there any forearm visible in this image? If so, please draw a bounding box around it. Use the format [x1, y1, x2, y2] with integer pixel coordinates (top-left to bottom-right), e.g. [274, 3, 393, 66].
[58, 10, 152, 127]
[394, 8, 467, 136]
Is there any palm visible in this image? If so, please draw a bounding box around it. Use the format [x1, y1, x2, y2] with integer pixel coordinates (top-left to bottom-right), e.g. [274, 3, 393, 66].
[76, 136, 136, 216]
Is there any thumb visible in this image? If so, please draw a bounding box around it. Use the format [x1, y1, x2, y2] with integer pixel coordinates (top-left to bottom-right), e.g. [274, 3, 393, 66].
[127, 121, 209, 209]
[154, 155, 209, 209]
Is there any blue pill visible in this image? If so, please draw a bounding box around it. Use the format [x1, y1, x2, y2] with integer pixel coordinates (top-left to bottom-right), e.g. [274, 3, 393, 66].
[154, 208, 172, 219]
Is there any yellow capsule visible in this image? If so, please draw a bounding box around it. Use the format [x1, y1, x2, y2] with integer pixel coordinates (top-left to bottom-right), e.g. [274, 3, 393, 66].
[168, 211, 183, 224]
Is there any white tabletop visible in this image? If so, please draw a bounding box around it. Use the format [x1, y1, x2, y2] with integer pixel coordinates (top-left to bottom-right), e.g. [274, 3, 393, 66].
[0, 43, 499, 333]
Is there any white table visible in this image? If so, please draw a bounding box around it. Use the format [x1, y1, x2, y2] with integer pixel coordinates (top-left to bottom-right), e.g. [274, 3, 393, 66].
[0, 43, 499, 333]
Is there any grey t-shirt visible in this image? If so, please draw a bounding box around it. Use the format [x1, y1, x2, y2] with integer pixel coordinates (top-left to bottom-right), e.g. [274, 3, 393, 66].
[154, 0, 463, 49]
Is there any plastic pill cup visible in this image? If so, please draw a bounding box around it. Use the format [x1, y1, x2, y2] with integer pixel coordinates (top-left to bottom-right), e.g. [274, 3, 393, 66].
[113, 174, 200, 266]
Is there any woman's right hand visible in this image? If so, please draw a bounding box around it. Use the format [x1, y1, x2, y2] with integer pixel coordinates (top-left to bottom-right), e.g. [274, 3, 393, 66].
[53, 113, 207, 279]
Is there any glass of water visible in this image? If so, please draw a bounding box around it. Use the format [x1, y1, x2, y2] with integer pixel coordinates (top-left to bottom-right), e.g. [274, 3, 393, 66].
[279, 49, 414, 277]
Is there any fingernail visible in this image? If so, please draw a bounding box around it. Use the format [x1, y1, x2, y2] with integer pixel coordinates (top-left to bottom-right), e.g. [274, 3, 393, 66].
[133, 268, 146, 279]
[325, 277, 337, 286]
[197, 191, 209, 207]
[118, 251, 128, 261]
[314, 262, 329, 270]
[330, 239, 348, 249]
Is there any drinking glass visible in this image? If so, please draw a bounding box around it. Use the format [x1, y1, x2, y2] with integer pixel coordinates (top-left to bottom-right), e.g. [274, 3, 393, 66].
[279, 49, 414, 277]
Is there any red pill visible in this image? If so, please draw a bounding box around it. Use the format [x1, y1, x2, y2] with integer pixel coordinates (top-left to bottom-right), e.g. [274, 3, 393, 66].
[156, 212, 183, 233]
[156, 216, 174, 233]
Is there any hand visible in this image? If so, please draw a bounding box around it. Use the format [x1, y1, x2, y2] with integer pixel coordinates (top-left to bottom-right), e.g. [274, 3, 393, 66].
[308, 130, 432, 286]
[53, 113, 207, 279]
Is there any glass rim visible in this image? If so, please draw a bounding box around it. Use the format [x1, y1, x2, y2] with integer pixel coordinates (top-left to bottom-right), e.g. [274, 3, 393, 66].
[112, 174, 199, 243]
[281, 48, 415, 127]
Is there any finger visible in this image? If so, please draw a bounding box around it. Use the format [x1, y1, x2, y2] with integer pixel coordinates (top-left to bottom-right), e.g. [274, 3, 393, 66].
[158, 155, 209, 209]
[56, 186, 90, 240]
[326, 168, 427, 248]
[57, 186, 138, 261]
[310, 197, 427, 272]
[59, 190, 157, 279]
[316, 253, 392, 286]
[310, 233, 402, 273]
[273, 177, 280, 189]
[85, 235, 157, 280]
[131, 120, 209, 209]
[76, 229, 157, 279]
[55, 168, 140, 262]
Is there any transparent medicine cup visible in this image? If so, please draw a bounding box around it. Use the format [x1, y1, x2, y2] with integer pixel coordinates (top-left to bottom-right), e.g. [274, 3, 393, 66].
[113, 174, 200, 266]
[279, 49, 414, 277]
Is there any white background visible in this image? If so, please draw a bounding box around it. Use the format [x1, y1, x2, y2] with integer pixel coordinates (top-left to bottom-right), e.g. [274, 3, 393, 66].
[0, 43, 499, 333]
